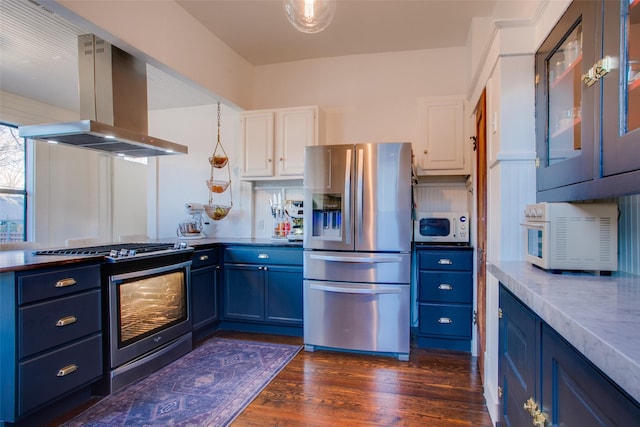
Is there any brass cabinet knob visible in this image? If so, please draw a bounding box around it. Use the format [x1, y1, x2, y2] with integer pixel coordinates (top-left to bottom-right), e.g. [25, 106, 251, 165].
[533, 411, 548, 427]
[524, 397, 538, 414]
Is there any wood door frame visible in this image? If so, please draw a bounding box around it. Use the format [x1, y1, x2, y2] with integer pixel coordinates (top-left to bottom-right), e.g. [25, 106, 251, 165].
[474, 89, 487, 383]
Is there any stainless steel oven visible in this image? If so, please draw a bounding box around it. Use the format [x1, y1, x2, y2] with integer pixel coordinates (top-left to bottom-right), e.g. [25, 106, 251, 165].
[106, 260, 192, 392]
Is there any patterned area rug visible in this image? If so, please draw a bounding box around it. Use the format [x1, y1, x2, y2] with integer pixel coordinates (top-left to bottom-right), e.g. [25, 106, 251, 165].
[63, 337, 301, 427]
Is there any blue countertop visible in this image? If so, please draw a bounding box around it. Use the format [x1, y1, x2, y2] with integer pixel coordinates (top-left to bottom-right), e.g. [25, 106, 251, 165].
[489, 260, 640, 403]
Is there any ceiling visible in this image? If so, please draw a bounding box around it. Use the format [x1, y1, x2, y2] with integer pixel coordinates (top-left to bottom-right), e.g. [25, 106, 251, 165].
[0, 0, 541, 114]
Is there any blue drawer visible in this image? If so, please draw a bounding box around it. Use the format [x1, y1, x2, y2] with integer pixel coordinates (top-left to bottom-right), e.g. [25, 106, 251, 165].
[419, 271, 472, 303]
[19, 334, 102, 416]
[418, 303, 472, 338]
[418, 249, 472, 271]
[18, 264, 100, 304]
[225, 246, 302, 265]
[191, 248, 220, 269]
[19, 289, 101, 358]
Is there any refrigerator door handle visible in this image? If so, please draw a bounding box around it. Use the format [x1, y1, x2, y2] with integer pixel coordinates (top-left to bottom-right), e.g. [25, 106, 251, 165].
[309, 254, 403, 263]
[309, 283, 402, 295]
[356, 147, 364, 246]
[344, 148, 352, 245]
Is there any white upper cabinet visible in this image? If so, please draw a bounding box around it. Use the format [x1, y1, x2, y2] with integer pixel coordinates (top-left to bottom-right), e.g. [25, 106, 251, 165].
[241, 106, 323, 180]
[241, 111, 275, 177]
[415, 97, 468, 175]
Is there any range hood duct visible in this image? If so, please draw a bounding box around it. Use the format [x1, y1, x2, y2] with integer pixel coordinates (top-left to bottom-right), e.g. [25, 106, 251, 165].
[19, 35, 188, 157]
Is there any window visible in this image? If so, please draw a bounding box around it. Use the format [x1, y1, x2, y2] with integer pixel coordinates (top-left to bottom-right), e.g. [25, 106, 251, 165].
[0, 123, 26, 242]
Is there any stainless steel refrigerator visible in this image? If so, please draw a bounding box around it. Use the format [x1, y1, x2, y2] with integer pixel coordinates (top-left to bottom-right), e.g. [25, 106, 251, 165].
[303, 142, 412, 360]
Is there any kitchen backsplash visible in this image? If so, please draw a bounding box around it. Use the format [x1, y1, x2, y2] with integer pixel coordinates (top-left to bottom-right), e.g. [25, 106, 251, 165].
[251, 180, 471, 240]
[412, 180, 471, 213]
[253, 182, 304, 239]
[251, 182, 639, 277]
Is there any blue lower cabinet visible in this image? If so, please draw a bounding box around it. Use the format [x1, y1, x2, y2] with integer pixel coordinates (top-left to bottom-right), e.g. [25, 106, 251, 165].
[540, 324, 640, 426]
[416, 246, 473, 351]
[190, 248, 220, 333]
[498, 286, 539, 427]
[499, 284, 640, 426]
[222, 246, 303, 332]
[223, 263, 265, 321]
[1, 263, 103, 424]
[19, 334, 102, 415]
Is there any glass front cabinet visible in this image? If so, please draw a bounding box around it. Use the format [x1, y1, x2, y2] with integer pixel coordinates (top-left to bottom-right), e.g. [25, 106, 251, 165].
[535, 0, 640, 201]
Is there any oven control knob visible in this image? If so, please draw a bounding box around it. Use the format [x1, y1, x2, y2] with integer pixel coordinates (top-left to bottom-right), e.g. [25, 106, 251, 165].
[535, 208, 543, 218]
[128, 249, 137, 256]
[119, 249, 129, 257]
[109, 249, 119, 258]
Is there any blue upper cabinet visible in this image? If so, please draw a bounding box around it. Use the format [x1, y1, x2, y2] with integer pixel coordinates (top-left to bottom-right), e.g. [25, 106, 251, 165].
[601, 0, 640, 177]
[535, 0, 640, 202]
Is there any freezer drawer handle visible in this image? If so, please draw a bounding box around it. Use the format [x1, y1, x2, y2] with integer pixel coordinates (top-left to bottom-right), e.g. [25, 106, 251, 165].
[309, 254, 402, 263]
[437, 317, 453, 324]
[309, 283, 402, 295]
[437, 259, 453, 265]
[438, 284, 453, 291]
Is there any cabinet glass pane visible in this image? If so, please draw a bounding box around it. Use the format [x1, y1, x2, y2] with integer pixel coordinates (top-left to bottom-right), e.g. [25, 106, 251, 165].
[626, 0, 640, 132]
[547, 23, 583, 165]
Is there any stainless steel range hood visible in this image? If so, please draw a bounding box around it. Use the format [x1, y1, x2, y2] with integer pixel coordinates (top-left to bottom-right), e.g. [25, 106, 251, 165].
[19, 35, 188, 157]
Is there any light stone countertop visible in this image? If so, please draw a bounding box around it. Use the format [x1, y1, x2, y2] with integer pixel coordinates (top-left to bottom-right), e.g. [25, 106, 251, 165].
[488, 260, 640, 403]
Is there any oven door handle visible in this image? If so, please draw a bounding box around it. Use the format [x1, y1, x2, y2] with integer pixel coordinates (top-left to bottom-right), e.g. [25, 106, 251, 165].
[308, 254, 402, 264]
[309, 283, 402, 295]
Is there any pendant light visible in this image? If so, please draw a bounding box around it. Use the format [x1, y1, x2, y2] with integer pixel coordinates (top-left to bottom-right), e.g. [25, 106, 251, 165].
[283, 0, 336, 34]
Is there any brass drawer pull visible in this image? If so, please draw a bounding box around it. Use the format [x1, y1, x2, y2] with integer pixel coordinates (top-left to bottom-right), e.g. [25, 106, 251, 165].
[438, 284, 453, 291]
[56, 315, 77, 327]
[56, 364, 78, 377]
[437, 317, 453, 324]
[199, 255, 209, 261]
[55, 278, 77, 288]
[437, 259, 452, 265]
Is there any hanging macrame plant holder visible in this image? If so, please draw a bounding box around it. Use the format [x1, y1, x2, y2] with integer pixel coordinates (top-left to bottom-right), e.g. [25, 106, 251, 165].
[204, 101, 232, 220]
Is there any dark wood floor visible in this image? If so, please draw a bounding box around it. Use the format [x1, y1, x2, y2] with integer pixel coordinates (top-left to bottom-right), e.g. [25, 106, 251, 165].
[215, 331, 492, 427]
[50, 330, 492, 426]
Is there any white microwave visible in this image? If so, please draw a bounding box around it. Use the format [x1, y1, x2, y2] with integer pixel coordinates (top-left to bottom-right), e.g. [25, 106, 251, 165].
[522, 202, 618, 273]
[414, 212, 469, 243]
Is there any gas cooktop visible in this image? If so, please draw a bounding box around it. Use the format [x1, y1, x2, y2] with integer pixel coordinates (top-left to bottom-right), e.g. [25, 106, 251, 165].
[35, 242, 191, 261]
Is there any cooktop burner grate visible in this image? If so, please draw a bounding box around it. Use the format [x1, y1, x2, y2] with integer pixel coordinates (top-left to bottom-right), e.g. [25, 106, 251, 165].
[35, 243, 175, 256]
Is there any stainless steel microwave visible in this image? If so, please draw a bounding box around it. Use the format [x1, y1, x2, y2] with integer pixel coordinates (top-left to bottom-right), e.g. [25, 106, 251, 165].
[522, 202, 618, 272]
[413, 212, 469, 243]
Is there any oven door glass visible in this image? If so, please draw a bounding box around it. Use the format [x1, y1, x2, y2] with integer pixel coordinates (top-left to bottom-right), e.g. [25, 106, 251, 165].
[113, 266, 188, 348]
[419, 218, 451, 237]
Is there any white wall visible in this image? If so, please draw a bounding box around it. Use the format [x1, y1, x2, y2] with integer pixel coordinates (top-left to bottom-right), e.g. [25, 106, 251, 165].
[52, 0, 254, 110]
[253, 48, 467, 145]
[1, 91, 154, 246]
[147, 103, 252, 239]
[112, 158, 148, 241]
